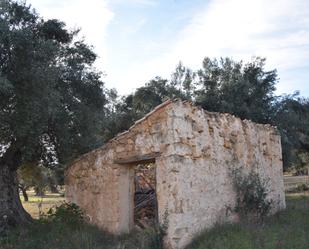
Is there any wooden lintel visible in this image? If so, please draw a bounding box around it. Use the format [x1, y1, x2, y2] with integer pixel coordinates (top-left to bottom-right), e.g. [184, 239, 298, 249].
[114, 152, 160, 165]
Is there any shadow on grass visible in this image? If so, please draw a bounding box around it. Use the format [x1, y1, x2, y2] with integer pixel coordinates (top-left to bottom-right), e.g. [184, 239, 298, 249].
[185, 195, 309, 249]
[0, 220, 164, 249]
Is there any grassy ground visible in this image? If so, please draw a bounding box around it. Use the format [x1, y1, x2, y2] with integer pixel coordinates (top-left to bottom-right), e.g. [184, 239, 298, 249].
[1, 191, 164, 249]
[21, 191, 65, 219]
[1, 193, 308, 249]
[0, 216, 163, 249]
[185, 193, 309, 249]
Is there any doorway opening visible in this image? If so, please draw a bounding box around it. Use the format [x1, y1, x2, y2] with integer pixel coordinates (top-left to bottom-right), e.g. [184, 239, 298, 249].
[134, 162, 158, 229]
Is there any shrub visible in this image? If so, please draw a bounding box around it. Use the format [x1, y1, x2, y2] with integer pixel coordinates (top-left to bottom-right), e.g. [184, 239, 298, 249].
[40, 202, 84, 226]
[286, 183, 309, 193]
[231, 168, 272, 221]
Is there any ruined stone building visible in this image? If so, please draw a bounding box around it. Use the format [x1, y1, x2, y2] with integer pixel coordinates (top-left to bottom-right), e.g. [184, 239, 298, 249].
[65, 100, 286, 249]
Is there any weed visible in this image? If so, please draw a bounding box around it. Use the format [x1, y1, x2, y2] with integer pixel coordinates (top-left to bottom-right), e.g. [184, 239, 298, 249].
[231, 168, 273, 222]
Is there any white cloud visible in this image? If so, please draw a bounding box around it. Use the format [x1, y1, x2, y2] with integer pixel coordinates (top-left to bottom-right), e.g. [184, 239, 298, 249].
[110, 0, 158, 6]
[28, 0, 114, 71]
[132, 0, 158, 6]
[122, 18, 147, 35]
[109, 0, 309, 95]
[26, 0, 309, 96]
[170, 0, 309, 69]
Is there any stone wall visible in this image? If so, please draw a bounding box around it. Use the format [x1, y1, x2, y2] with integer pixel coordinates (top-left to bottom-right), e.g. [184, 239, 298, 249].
[157, 101, 285, 248]
[65, 100, 175, 233]
[65, 100, 285, 249]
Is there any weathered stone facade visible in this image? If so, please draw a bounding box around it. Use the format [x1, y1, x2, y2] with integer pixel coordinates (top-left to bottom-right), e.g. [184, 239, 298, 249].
[65, 100, 285, 249]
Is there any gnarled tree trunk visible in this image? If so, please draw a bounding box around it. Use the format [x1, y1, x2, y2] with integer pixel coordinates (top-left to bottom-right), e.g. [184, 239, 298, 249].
[0, 145, 32, 235]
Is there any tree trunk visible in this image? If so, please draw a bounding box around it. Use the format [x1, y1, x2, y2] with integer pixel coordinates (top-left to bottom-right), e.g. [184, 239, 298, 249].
[34, 186, 45, 197]
[19, 185, 29, 202]
[0, 164, 32, 235]
[49, 184, 59, 193]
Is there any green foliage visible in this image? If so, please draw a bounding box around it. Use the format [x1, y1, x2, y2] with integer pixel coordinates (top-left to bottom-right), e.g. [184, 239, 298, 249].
[293, 152, 309, 175]
[195, 57, 277, 124]
[0, 0, 108, 228]
[1, 196, 309, 249]
[185, 195, 309, 249]
[231, 168, 273, 221]
[41, 202, 84, 226]
[273, 94, 309, 169]
[0, 0, 107, 169]
[18, 163, 60, 196]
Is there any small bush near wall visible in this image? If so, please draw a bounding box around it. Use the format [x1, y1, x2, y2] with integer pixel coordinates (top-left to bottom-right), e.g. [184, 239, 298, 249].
[231, 168, 273, 222]
[40, 202, 85, 226]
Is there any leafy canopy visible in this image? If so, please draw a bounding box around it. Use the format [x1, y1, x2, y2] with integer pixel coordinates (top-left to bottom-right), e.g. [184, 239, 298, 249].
[0, 0, 107, 168]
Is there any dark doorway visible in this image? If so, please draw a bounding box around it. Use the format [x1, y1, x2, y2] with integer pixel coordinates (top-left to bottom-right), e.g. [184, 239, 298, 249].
[134, 163, 158, 228]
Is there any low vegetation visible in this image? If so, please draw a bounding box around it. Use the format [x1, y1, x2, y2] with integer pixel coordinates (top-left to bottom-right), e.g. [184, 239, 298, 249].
[0, 193, 307, 249]
[1, 200, 164, 249]
[231, 168, 272, 221]
[186, 194, 309, 249]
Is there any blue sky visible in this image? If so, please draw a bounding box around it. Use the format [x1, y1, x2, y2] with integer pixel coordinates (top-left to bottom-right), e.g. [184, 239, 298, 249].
[28, 0, 309, 96]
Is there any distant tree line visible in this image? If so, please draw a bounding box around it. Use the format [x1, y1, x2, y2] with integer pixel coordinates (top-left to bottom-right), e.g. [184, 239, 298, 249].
[106, 58, 309, 172]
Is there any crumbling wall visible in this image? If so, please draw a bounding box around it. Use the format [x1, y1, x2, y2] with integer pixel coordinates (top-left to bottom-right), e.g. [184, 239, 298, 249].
[65, 100, 285, 249]
[157, 101, 285, 249]
[65, 101, 175, 233]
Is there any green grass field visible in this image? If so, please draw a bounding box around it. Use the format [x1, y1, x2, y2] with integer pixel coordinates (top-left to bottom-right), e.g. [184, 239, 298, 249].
[1, 192, 308, 249]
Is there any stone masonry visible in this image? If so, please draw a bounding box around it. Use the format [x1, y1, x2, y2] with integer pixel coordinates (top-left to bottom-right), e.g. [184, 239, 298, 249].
[65, 99, 286, 249]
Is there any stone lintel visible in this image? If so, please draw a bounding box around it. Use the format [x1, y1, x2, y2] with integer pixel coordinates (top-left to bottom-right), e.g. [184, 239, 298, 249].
[114, 152, 160, 165]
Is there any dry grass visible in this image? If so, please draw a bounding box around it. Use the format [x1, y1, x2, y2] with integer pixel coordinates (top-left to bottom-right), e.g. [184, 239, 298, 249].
[21, 191, 65, 219]
[284, 175, 309, 191]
